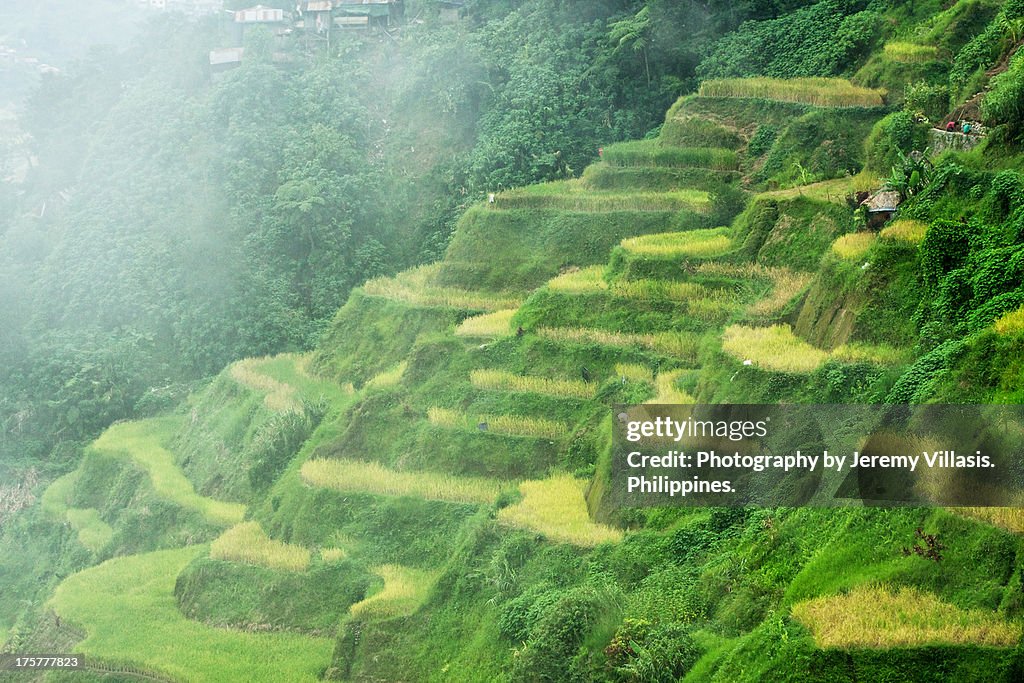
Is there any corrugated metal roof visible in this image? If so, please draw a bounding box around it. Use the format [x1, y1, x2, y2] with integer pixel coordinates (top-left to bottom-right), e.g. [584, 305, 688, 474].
[305, 1, 333, 11]
[862, 190, 902, 212]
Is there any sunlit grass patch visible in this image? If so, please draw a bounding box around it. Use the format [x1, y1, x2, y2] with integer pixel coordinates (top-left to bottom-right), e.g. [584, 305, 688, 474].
[363, 263, 523, 311]
[320, 547, 348, 563]
[615, 363, 654, 384]
[646, 370, 695, 404]
[722, 324, 828, 373]
[993, 305, 1024, 336]
[601, 140, 739, 170]
[830, 342, 909, 365]
[952, 507, 1024, 533]
[49, 547, 332, 682]
[880, 219, 928, 244]
[349, 565, 438, 621]
[699, 77, 885, 107]
[92, 418, 245, 527]
[758, 173, 880, 203]
[470, 369, 596, 399]
[365, 361, 407, 390]
[300, 458, 503, 505]
[884, 41, 939, 63]
[498, 475, 623, 546]
[621, 228, 733, 259]
[791, 584, 1021, 648]
[231, 358, 302, 413]
[831, 232, 876, 260]
[482, 413, 569, 440]
[547, 266, 608, 294]
[537, 326, 699, 362]
[65, 508, 114, 554]
[496, 181, 713, 212]
[257, 353, 354, 404]
[210, 521, 311, 572]
[694, 262, 812, 317]
[455, 309, 517, 338]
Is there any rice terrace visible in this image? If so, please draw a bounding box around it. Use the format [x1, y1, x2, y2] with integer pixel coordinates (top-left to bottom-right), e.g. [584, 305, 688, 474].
[2, 1, 1024, 682]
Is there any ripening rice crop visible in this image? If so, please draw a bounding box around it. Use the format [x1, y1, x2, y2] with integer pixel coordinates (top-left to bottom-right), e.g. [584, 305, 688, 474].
[537, 326, 699, 362]
[230, 358, 302, 413]
[830, 232, 876, 260]
[880, 219, 928, 244]
[495, 182, 712, 213]
[349, 565, 437, 621]
[497, 475, 623, 546]
[791, 585, 1021, 647]
[722, 324, 828, 373]
[646, 370, 695, 404]
[994, 305, 1024, 335]
[210, 522, 311, 572]
[469, 369, 596, 399]
[319, 548, 347, 563]
[953, 507, 1024, 533]
[601, 140, 740, 170]
[363, 263, 522, 311]
[699, 77, 885, 107]
[481, 413, 569, 440]
[620, 228, 733, 259]
[694, 262, 811, 317]
[884, 42, 939, 63]
[455, 309, 518, 338]
[614, 363, 654, 384]
[830, 343, 909, 365]
[364, 361, 407, 390]
[547, 266, 608, 294]
[300, 458, 503, 504]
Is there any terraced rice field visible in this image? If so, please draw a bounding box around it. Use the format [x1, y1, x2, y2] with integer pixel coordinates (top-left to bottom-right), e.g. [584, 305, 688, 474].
[699, 77, 886, 107]
[300, 457, 505, 505]
[791, 585, 1021, 647]
[363, 263, 523, 311]
[210, 522, 311, 572]
[349, 565, 438, 621]
[497, 475, 622, 546]
[91, 417, 246, 527]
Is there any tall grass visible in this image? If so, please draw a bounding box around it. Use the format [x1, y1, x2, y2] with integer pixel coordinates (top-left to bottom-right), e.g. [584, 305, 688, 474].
[547, 266, 608, 294]
[880, 219, 928, 244]
[92, 418, 246, 527]
[831, 232, 876, 260]
[758, 173, 881, 202]
[365, 361, 407, 390]
[470, 369, 596, 399]
[49, 547, 333, 682]
[953, 507, 1024, 533]
[601, 140, 739, 170]
[349, 565, 437, 621]
[495, 183, 712, 213]
[994, 305, 1024, 335]
[695, 263, 811, 317]
[429, 405, 569, 439]
[498, 475, 623, 546]
[791, 585, 1021, 647]
[65, 508, 115, 554]
[621, 228, 733, 259]
[230, 358, 303, 413]
[615, 363, 654, 384]
[722, 324, 828, 373]
[455, 309, 518, 338]
[830, 342, 909, 365]
[210, 522, 311, 572]
[363, 263, 523, 311]
[537, 326, 699, 362]
[884, 42, 939, 63]
[699, 77, 885, 107]
[646, 370, 695, 404]
[320, 547, 348, 563]
[300, 458, 503, 505]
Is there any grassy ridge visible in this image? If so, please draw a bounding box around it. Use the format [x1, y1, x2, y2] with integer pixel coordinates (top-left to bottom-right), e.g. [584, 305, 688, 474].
[349, 565, 438, 621]
[90, 417, 245, 527]
[301, 458, 505, 504]
[699, 77, 886, 107]
[49, 547, 332, 682]
[210, 522, 311, 572]
[497, 475, 623, 546]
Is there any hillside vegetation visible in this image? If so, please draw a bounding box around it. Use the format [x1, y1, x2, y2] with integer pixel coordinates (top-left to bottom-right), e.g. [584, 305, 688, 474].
[3, 0, 1024, 681]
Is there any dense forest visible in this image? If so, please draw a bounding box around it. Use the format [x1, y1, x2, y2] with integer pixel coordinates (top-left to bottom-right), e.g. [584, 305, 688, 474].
[3, 0, 1024, 680]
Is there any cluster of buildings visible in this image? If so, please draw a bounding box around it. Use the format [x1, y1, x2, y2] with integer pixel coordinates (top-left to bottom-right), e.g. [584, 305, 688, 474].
[209, 1, 414, 71]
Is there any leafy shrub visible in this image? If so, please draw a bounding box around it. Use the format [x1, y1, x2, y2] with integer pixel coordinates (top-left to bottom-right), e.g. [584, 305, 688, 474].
[605, 618, 701, 682]
[747, 126, 777, 157]
[904, 81, 950, 123]
[864, 111, 929, 175]
[983, 51, 1024, 137]
[920, 218, 972, 286]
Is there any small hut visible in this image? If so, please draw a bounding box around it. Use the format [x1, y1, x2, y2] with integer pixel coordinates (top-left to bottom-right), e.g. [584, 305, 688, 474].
[861, 190, 902, 229]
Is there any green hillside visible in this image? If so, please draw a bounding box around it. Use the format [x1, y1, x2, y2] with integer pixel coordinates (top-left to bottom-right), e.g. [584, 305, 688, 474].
[3, 0, 1024, 681]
